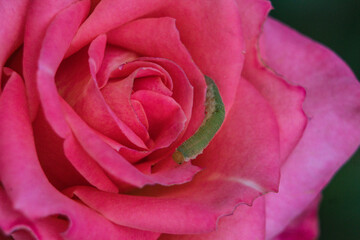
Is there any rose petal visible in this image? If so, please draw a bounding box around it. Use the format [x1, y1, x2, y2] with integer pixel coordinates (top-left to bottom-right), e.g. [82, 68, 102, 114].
[24, 0, 82, 119]
[160, 197, 265, 240]
[260, 18, 360, 238]
[96, 45, 138, 88]
[237, 0, 307, 160]
[111, 60, 174, 90]
[33, 217, 69, 240]
[35, 0, 90, 138]
[68, 0, 168, 56]
[273, 196, 321, 240]
[33, 108, 89, 190]
[64, 134, 119, 193]
[161, 0, 245, 113]
[0, 188, 37, 238]
[71, 186, 218, 234]
[0, 0, 28, 90]
[133, 76, 172, 96]
[132, 99, 149, 130]
[88, 34, 107, 79]
[0, 70, 161, 240]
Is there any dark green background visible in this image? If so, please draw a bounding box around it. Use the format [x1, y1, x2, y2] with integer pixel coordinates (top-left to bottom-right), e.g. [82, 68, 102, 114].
[269, 0, 360, 239]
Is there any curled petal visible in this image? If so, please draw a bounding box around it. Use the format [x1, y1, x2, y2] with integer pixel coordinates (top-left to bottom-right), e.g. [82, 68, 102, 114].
[0, 0, 29, 90]
[36, 0, 90, 138]
[260, 18, 360, 238]
[24, 0, 85, 119]
[237, 0, 307, 160]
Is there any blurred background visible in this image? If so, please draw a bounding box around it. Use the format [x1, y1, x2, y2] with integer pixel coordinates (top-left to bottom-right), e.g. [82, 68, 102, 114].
[269, 0, 360, 239]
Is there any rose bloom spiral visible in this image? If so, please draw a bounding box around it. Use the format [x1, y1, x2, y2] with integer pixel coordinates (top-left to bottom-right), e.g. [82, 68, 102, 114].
[0, 0, 359, 239]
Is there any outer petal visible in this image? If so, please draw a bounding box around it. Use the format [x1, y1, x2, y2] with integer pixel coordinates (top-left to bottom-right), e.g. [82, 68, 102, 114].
[0, 72, 160, 240]
[260, 18, 360, 238]
[160, 197, 265, 240]
[0, 0, 29, 89]
[273, 196, 321, 240]
[237, 0, 307, 160]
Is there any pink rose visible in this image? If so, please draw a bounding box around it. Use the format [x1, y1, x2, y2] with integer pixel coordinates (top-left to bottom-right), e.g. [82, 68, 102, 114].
[0, 0, 359, 239]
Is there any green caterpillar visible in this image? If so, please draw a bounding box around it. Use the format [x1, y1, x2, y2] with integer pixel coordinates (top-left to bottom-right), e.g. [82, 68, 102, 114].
[173, 76, 225, 164]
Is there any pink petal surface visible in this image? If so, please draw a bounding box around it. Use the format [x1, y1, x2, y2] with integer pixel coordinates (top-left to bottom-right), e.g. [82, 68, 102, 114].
[31, 217, 69, 240]
[33, 108, 89, 190]
[71, 186, 218, 234]
[35, 0, 90, 138]
[133, 76, 172, 96]
[260, 18, 360, 238]
[237, 0, 307, 160]
[0, 70, 160, 240]
[68, 0, 168, 56]
[273, 195, 321, 240]
[161, 197, 265, 240]
[0, 188, 38, 238]
[109, 60, 173, 90]
[161, 0, 245, 113]
[136, 77, 280, 233]
[88, 34, 107, 79]
[0, 0, 28, 90]
[23, 0, 81, 119]
[132, 99, 149, 130]
[64, 134, 119, 193]
[107, 17, 205, 141]
[3, 214, 69, 240]
[95, 45, 138, 88]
